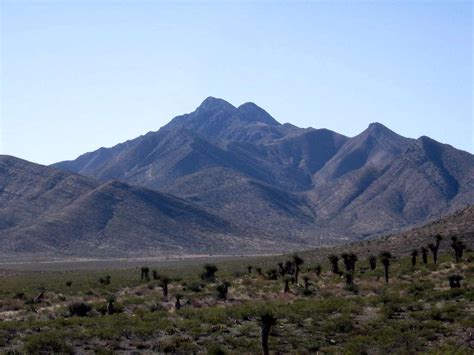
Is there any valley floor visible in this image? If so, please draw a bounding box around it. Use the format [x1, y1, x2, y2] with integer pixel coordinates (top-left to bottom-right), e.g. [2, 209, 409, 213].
[0, 250, 472, 354]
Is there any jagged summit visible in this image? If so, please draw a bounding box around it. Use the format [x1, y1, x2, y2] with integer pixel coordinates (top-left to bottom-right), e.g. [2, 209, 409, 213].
[368, 121, 388, 130]
[195, 96, 235, 113]
[365, 122, 397, 136]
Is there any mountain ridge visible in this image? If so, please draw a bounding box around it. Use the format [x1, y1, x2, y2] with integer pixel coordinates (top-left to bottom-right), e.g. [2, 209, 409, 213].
[2, 97, 472, 258]
[52, 97, 474, 242]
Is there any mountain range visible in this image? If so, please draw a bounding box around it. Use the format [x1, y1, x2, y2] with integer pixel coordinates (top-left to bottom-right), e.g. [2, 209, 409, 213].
[1, 97, 473, 259]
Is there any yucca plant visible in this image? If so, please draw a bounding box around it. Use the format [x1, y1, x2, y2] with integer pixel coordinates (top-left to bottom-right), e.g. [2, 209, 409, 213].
[260, 312, 277, 355]
[380, 251, 392, 283]
[411, 249, 418, 268]
[369, 255, 377, 271]
[328, 254, 340, 275]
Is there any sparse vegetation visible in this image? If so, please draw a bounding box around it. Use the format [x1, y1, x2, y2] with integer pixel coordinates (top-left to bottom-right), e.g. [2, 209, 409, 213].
[0, 245, 471, 353]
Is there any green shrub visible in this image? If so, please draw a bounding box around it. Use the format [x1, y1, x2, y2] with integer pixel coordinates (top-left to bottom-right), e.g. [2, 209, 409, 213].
[68, 302, 92, 317]
[24, 333, 73, 354]
[207, 344, 227, 355]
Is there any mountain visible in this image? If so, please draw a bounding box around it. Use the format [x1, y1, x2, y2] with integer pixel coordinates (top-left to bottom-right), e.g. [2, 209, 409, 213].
[52, 97, 474, 246]
[1, 155, 304, 261]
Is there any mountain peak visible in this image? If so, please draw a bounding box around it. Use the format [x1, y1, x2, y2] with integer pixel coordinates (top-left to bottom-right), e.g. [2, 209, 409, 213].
[196, 97, 235, 113]
[367, 122, 390, 133]
[237, 102, 280, 126]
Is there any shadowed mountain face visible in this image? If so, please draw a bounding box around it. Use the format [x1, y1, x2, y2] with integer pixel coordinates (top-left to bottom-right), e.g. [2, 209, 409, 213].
[3, 97, 472, 259]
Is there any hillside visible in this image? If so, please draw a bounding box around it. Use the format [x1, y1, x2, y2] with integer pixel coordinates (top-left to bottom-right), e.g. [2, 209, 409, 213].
[296, 205, 474, 266]
[0, 155, 294, 260]
[53, 97, 474, 241]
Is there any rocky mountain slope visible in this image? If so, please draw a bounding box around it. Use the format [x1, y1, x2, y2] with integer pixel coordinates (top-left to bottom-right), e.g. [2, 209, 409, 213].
[0, 155, 294, 260]
[53, 97, 474, 242]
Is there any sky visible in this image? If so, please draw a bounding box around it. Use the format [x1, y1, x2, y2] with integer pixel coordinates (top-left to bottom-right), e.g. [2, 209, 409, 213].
[0, 0, 472, 165]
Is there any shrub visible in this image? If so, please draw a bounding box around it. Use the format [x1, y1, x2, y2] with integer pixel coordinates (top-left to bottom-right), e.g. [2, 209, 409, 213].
[216, 281, 230, 300]
[99, 275, 111, 285]
[207, 344, 227, 355]
[266, 268, 278, 280]
[185, 281, 204, 293]
[68, 302, 92, 317]
[24, 333, 73, 354]
[14, 292, 25, 300]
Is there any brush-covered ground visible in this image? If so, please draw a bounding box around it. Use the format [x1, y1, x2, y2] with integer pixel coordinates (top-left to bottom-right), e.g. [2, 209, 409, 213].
[0, 247, 473, 354]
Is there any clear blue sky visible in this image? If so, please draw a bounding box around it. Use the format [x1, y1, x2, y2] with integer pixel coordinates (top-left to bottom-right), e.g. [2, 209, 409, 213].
[1, 0, 472, 165]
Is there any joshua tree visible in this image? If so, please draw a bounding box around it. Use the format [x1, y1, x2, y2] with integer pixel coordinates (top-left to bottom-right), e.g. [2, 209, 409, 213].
[314, 264, 322, 276]
[106, 295, 116, 315]
[429, 235, 442, 264]
[435, 234, 443, 249]
[421, 247, 428, 265]
[349, 253, 358, 271]
[247, 265, 253, 274]
[202, 264, 218, 281]
[369, 255, 377, 271]
[283, 276, 291, 293]
[303, 276, 310, 293]
[152, 270, 159, 280]
[328, 254, 340, 275]
[451, 237, 466, 263]
[141, 267, 150, 281]
[448, 275, 463, 289]
[380, 252, 392, 283]
[411, 249, 418, 268]
[344, 272, 354, 287]
[344, 272, 358, 293]
[457, 241, 466, 260]
[260, 312, 277, 355]
[293, 255, 304, 284]
[285, 260, 294, 277]
[217, 281, 230, 300]
[341, 253, 351, 272]
[175, 294, 182, 310]
[278, 262, 285, 276]
[159, 276, 170, 299]
[341, 253, 357, 272]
